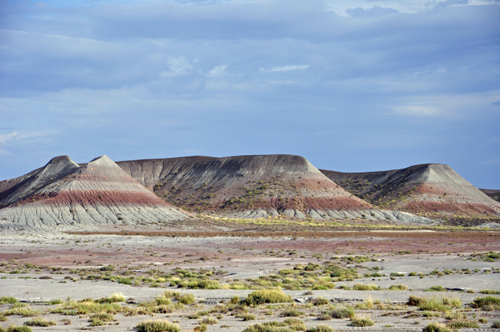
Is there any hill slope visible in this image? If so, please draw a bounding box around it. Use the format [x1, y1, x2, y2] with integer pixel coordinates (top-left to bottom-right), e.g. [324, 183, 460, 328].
[117, 155, 433, 223]
[0, 155, 188, 228]
[320, 164, 500, 219]
[480, 189, 500, 203]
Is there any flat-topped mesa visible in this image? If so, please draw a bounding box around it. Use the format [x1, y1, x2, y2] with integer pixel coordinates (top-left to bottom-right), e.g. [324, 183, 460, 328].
[321, 164, 500, 218]
[117, 154, 430, 222]
[0, 155, 189, 228]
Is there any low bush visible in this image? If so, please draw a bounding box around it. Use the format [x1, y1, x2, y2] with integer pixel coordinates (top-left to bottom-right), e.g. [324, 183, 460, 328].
[136, 320, 180, 332]
[322, 307, 355, 319]
[281, 310, 303, 317]
[480, 289, 500, 294]
[0, 297, 18, 304]
[350, 316, 374, 327]
[422, 322, 451, 332]
[389, 284, 408, 291]
[492, 321, 500, 329]
[446, 320, 479, 329]
[307, 325, 333, 332]
[471, 296, 500, 310]
[176, 294, 195, 305]
[23, 319, 56, 327]
[242, 318, 306, 332]
[407, 295, 426, 306]
[245, 290, 293, 305]
[425, 286, 445, 292]
[352, 284, 379, 291]
[200, 317, 218, 325]
[241, 314, 256, 321]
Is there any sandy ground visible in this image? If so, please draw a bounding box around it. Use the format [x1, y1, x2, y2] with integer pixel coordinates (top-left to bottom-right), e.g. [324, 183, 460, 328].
[1, 230, 500, 331]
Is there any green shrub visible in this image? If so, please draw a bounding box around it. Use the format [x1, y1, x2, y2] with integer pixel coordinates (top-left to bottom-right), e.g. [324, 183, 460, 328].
[176, 294, 195, 305]
[307, 325, 333, 332]
[446, 320, 479, 329]
[8, 326, 33, 332]
[198, 280, 221, 289]
[407, 295, 426, 306]
[492, 321, 500, 329]
[155, 297, 172, 305]
[281, 310, 303, 317]
[422, 322, 451, 332]
[418, 296, 461, 312]
[245, 290, 293, 305]
[242, 314, 256, 321]
[472, 296, 500, 310]
[23, 319, 56, 327]
[321, 307, 355, 319]
[480, 289, 500, 295]
[389, 284, 408, 291]
[0, 297, 18, 304]
[350, 316, 374, 327]
[136, 320, 180, 332]
[352, 284, 379, 291]
[194, 324, 207, 332]
[312, 297, 329, 306]
[200, 317, 218, 325]
[425, 286, 445, 292]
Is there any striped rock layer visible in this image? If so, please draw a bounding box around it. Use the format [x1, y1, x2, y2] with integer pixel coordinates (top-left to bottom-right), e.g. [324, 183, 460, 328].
[321, 164, 500, 218]
[117, 155, 434, 223]
[0, 155, 188, 228]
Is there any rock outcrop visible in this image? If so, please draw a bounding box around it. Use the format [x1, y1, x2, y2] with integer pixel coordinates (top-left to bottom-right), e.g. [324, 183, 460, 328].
[117, 155, 434, 223]
[0, 155, 189, 228]
[321, 164, 500, 218]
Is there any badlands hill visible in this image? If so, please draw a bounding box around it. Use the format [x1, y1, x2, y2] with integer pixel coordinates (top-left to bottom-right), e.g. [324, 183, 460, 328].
[320, 164, 500, 219]
[0, 155, 188, 229]
[480, 189, 500, 203]
[117, 155, 431, 222]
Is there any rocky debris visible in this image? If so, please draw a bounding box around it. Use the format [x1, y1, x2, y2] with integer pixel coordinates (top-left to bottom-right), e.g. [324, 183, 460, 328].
[321, 164, 500, 218]
[0, 155, 190, 228]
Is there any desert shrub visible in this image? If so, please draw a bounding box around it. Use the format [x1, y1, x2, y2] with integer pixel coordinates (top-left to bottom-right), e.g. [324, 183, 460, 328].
[307, 325, 333, 332]
[281, 310, 303, 317]
[176, 293, 195, 305]
[425, 286, 445, 292]
[89, 313, 114, 322]
[162, 291, 178, 298]
[200, 317, 218, 325]
[480, 289, 500, 294]
[389, 284, 408, 291]
[352, 284, 379, 291]
[197, 280, 221, 289]
[98, 292, 125, 303]
[471, 296, 500, 310]
[418, 296, 461, 311]
[7, 326, 33, 332]
[422, 322, 451, 332]
[0, 297, 18, 304]
[407, 295, 426, 306]
[350, 316, 374, 327]
[23, 319, 56, 327]
[283, 318, 306, 331]
[245, 290, 293, 305]
[0, 314, 6, 322]
[479, 318, 488, 323]
[118, 277, 133, 285]
[241, 314, 256, 321]
[194, 324, 207, 332]
[321, 307, 355, 319]
[155, 297, 172, 305]
[136, 320, 180, 332]
[492, 321, 500, 329]
[312, 297, 329, 306]
[446, 320, 479, 329]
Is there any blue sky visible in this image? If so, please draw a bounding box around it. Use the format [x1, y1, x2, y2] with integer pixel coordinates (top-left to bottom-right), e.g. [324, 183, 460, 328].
[1, 0, 499, 188]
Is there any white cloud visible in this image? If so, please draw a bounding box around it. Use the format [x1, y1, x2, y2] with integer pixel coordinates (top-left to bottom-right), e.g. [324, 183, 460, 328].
[159, 57, 194, 77]
[207, 65, 229, 77]
[482, 159, 500, 165]
[261, 65, 309, 73]
[0, 132, 18, 144]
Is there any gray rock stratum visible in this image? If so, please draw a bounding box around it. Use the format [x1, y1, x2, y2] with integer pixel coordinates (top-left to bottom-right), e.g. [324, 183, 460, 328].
[0, 155, 189, 228]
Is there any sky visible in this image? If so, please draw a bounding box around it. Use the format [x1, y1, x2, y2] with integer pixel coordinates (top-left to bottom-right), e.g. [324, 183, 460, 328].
[1, 0, 499, 188]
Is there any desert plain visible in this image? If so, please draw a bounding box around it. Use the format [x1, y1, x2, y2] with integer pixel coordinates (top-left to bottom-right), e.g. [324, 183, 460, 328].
[1, 219, 500, 332]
